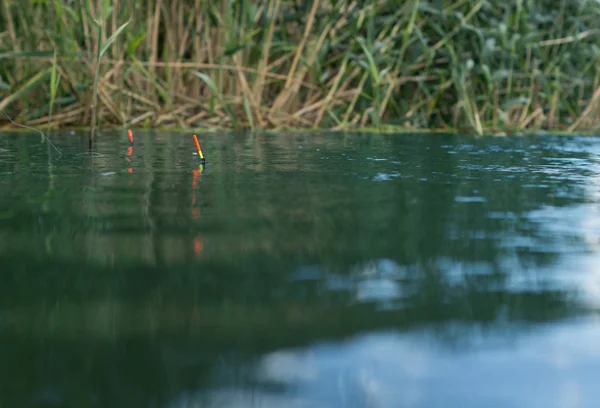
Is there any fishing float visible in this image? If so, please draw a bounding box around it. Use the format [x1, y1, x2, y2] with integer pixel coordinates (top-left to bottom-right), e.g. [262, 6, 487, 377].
[193, 135, 206, 165]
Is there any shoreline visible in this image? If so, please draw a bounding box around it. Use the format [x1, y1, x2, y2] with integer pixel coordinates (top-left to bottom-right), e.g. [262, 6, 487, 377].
[1, 125, 600, 137]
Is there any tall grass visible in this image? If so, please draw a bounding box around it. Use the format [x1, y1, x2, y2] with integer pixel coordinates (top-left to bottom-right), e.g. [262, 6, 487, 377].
[1, 0, 600, 134]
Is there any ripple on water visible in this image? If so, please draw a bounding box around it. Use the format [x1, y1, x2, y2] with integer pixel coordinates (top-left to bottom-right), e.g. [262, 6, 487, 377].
[455, 196, 487, 203]
[372, 172, 401, 181]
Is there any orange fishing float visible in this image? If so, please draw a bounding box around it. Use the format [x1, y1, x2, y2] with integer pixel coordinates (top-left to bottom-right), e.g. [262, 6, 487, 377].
[193, 135, 206, 164]
[128, 129, 134, 144]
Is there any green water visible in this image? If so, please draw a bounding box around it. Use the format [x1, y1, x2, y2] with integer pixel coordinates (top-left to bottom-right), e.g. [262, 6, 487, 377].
[1, 130, 600, 407]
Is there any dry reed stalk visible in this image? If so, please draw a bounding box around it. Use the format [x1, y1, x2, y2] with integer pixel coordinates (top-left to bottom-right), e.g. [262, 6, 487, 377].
[360, 107, 374, 127]
[155, 105, 192, 125]
[235, 55, 260, 126]
[99, 60, 319, 90]
[568, 86, 600, 132]
[97, 81, 122, 122]
[149, 0, 162, 99]
[252, 0, 281, 124]
[127, 111, 153, 126]
[185, 111, 210, 126]
[269, 0, 321, 114]
[520, 107, 544, 129]
[379, 78, 396, 120]
[113, 81, 162, 111]
[26, 106, 86, 126]
[342, 73, 369, 125]
[540, 31, 593, 47]
[192, 0, 203, 100]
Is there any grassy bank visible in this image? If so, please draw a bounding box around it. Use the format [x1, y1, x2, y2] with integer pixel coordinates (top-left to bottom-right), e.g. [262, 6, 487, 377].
[1, 0, 600, 134]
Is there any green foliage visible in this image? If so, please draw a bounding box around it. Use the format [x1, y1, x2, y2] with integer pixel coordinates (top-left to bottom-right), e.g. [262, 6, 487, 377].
[0, 0, 599, 133]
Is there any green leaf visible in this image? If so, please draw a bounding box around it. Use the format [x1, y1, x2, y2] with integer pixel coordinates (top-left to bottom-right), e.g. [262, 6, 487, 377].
[193, 71, 219, 94]
[192, 71, 239, 128]
[356, 37, 380, 85]
[0, 51, 54, 60]
[126, 31, 147, 55]
[0, 69, 51, 111]
[223, 28, 261, 56]
[50, 50, 60, 96]
[62, 5, 78, 21]
[100, 19, 131, 57]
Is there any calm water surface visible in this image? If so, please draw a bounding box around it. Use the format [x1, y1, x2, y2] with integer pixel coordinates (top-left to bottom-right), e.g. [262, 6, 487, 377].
[1, 130, 600, 407]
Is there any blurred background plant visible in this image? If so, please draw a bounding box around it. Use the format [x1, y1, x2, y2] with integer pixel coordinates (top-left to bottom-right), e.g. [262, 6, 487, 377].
[0, 0, 599, 134]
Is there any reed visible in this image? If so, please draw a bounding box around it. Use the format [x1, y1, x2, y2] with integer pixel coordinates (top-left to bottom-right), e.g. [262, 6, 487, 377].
[1, 0, 600, 134]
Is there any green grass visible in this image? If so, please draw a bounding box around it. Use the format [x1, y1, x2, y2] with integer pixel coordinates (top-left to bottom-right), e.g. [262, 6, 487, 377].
[1, 0, 600, 134]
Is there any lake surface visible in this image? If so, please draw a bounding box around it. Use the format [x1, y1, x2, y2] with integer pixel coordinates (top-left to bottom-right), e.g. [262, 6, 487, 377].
[1, 130, 600, 407]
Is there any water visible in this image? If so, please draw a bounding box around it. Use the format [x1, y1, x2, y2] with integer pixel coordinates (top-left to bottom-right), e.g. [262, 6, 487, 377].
[1, 130, 600, 407]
